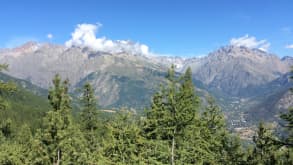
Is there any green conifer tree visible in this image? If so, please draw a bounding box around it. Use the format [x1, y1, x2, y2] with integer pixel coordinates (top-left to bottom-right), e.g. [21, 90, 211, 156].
[248, 122, 279, 164]
[0, 118, 13, 139]
[80, 82, 104, 163]
[0, 124, 31, 164]
[144, 66, 200, 164]
[33, 74, 87, 164]
[220, 133, 246, 165]
[142, 89, 171, 164]
[0, 141, 26, 165]
[81, 82, 99, 132]
[199, 97, 227, 163]
[104, 111, 146, 164]
[280, 107, 293, 145]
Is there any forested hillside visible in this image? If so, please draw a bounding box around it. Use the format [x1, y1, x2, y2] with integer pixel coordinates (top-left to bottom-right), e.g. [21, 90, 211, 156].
[0, 64, 292, 164]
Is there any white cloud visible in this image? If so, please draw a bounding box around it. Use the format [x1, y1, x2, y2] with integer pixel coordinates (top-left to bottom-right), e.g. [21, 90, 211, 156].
[285, 44, 293, 49]
[230, 34, 270, 51]
[65, 23, 150, 55]
[47, 33, 53, 39]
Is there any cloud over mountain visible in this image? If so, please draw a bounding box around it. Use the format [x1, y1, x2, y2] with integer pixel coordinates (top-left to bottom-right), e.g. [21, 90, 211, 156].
[230, 34, 270, 51]
[65, 23, 150, 55]
[47, 34, 53, 39]
[285, 44, 293, 49]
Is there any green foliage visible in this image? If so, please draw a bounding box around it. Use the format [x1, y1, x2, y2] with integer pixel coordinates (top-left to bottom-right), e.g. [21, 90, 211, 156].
[198, 97, 229, 163]
[0, 124, 34, 164]
[201, 97, 226, 134]
[0, 64, 16, 111]
[0, 118, 14, 139]
[180, 123, 215, 164]
[0, 70, 49, 131]
[79, 82, 107, 163]
[280, 107, 293, 145]
[103, 111, 146, 164]
[1, 65, 292, 164]
[247, 123, 280, 164]
[80, 82, 99, 132]
[220, 134, 246, 164]
[32, 74, 88, 164]
[76, 65, 167, 110]
[48, 74, 70, 112]
[271, 66, 293, 164]
[144, 66, 201, 164]
[0, 64, 9, 71]
[0, 141, 28, 165]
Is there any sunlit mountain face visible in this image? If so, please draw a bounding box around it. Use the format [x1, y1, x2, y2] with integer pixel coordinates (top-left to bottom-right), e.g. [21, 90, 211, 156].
[1, 42, 292, 127]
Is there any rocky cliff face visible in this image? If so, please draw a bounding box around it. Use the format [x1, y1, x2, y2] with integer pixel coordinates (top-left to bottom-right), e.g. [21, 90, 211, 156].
[0, 42, 292, 117]
[0, 42, 168, 108]
[183, 46, 291, 97]
[0, 42, 165, 89]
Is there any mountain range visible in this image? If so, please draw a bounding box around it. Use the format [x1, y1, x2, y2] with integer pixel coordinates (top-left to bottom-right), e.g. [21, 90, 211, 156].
[0, 42, 292, 127]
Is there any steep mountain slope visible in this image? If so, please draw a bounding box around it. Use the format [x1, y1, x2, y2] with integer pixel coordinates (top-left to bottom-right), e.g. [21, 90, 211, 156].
[4, 43, 290, 98]
[0, 42, 166, 88]
[281, 56, 293, 67]
[0, 72, 50, 129]
[75, 61, 167, 109]
[0, 42, 292, 126]
[0, 72, 47, 96]
[0, 42, 169, 109]
[244, 73, 292, 124]
[183, 46, 291, 98]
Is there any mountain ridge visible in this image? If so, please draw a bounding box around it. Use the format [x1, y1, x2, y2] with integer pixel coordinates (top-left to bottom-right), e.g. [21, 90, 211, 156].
[0, 42, 292, 126]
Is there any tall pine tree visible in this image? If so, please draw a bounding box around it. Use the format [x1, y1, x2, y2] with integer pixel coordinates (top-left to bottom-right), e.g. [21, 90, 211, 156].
[144, 66, 200, 164]
[80, 82, 99, 133]
[248, 122, 280, 164]
[33, 74, 87, 164]
[80, 82, 104, 163]
[104, 111, 146, 164]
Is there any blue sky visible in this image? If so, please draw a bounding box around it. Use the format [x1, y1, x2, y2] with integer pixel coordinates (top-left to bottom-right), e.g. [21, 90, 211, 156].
[0, 0, 293, 57]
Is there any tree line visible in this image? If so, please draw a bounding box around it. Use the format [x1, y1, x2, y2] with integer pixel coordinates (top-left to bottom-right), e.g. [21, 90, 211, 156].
[0, 64, 292, 164]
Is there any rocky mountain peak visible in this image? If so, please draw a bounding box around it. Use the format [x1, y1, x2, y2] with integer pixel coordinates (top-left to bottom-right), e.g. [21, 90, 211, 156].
[12, 41, 39, 53]
[281, 56, 293, 63]
[0, 42, 291, 97]
[211, 45, 274, 59]
[182, 45, 291, 97]
[282, 56, 293, 61]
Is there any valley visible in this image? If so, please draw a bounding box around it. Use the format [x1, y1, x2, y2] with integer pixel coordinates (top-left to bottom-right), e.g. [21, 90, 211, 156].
[0, 42, 292, 130]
